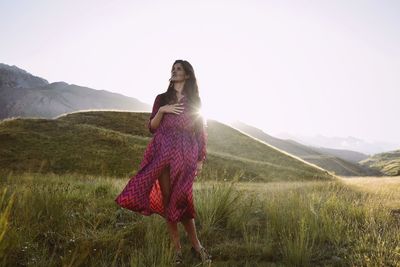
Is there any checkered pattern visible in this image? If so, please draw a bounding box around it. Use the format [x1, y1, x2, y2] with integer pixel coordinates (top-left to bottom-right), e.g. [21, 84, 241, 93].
[115, 94, 207, 222]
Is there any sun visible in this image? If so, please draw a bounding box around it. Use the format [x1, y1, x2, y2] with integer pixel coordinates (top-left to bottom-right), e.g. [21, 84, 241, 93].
[200, 102, 235, 125]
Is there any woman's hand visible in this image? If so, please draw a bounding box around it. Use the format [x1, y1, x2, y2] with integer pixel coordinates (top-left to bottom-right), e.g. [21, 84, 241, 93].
[159, 103, 184, 115]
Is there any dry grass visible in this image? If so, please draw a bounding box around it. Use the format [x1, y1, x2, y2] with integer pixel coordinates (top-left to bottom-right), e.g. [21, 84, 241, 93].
[1, 172, 399, 266]
[339, 176, 400, 209]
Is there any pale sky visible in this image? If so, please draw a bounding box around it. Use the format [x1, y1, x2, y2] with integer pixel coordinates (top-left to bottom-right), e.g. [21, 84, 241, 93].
[1, 0, 399, 145]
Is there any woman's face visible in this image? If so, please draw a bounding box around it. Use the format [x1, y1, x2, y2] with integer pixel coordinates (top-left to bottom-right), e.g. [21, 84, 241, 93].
[170, 63, 189, 83]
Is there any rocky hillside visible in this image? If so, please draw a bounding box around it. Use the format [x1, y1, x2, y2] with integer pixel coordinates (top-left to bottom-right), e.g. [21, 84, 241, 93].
[0, 63, 150, 120]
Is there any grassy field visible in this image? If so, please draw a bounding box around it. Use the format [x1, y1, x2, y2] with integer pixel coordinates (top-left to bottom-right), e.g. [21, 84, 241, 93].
[1, 170, 399, 266]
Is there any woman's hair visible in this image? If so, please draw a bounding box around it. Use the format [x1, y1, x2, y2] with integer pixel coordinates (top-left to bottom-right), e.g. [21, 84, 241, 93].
[160, 59, 204, 134]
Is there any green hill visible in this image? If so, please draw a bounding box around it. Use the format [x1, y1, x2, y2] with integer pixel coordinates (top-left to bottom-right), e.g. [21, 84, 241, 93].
[359, 150, 400, 176]
[0, 111, 334, 182]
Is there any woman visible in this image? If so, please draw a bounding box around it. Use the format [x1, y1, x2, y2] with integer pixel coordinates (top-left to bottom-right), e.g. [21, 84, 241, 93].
[115, 60, 211, 265]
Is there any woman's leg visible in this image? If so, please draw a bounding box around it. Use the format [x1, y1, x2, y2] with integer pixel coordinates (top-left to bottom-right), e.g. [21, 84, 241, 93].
[158, 165, 182, 252]
[181, 218, 202, 251]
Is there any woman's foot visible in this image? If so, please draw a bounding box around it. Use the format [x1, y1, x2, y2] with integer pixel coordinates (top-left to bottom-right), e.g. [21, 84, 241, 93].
[173, 250, 184, 265]
[191, 246, 212, 264]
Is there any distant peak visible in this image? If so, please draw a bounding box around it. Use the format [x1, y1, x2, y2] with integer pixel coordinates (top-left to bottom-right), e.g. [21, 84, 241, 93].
[0, 63, 27, 72]
[0, 62, 49, 88]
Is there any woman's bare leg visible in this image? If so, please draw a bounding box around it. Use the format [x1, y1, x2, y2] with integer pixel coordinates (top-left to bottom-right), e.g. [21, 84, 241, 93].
[181, 218, 202, 251]
[158, 165, 181, 252]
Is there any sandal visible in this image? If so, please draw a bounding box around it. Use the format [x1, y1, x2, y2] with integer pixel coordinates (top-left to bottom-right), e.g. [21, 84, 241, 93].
[191, 246, 212, 264]
[173, 250, 184, 265]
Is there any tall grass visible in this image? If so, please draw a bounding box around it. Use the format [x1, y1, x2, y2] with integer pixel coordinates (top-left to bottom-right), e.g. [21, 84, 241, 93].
[0, 187, 15, 266]
[0, 171, 399, 266]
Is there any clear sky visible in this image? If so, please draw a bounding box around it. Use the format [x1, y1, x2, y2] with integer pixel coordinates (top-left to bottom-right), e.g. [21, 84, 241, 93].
[1, 0, 399, 145]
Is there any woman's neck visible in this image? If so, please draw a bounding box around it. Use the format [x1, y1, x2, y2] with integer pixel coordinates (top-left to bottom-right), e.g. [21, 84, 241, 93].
[173, 82, 184, 95]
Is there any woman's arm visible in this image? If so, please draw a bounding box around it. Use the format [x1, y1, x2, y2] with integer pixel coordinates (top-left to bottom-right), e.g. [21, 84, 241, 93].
[148, 95, 163, 134]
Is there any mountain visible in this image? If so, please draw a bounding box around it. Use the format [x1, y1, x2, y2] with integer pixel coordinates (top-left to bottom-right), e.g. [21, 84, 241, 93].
[0, 63, 48, 88]
[0, 63, 150, 120]
[359, 150, 400, 176]
[308, 146, 367, 163]
[277, 132, 399, 155]
[229, 120, 382, 177]
[0, 111, 334, 182]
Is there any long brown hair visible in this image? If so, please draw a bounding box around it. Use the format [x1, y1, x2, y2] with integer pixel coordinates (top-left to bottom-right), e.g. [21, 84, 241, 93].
[160, 59, 204, 134]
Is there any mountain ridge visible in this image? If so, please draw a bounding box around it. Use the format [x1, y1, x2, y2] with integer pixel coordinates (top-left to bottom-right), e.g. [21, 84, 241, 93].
[0, 63, 49, 88]
[277, 132, 399, 155]
[0, 62, 150, 120]
[230, 120, 382, 177]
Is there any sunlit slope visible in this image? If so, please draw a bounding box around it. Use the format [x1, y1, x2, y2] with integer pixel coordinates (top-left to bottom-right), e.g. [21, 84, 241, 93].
[205, 121, 333, 181]
[360, 150, 400, 176]
[0, 111, 334, 181]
